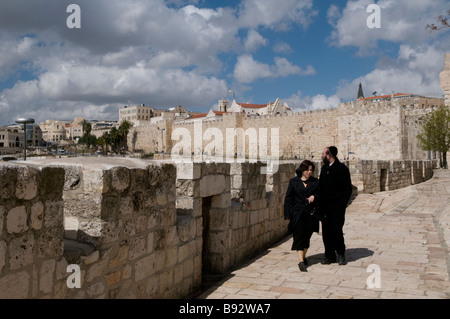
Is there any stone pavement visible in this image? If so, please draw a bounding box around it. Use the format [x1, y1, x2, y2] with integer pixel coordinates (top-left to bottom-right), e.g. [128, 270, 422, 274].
[195, 169, 450, 299]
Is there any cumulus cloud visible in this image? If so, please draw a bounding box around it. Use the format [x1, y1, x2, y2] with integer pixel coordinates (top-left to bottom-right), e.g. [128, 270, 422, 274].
[282, 91, 341, 111]
[335, 44, 447, 101]
[244, 30, 268, 52]
[328, 0, 449, 53]
[0, 0, 240, 124]
[273, 42, 293, 54]
[234, 55, 315, 83]
[238, 0, 317, 30]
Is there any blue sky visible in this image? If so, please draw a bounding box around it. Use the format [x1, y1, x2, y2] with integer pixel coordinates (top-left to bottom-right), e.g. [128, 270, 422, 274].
[0, 0, 449, 125]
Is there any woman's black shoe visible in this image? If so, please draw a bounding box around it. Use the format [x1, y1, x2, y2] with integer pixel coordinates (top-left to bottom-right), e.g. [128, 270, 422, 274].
[298, 262, 307, 272]
[303, 257, 308, 266]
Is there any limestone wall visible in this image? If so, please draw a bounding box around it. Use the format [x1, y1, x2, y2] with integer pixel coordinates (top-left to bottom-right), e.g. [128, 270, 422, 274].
[0, 164, 66, 298]
[0, 158, 437, 299]
[131, 94, 444, 164]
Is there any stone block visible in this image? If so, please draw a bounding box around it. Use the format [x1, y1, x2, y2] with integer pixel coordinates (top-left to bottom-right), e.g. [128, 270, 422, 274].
[176, 162, 201, 180]
[44, 201, 64, 228]
[111, 167, 130, 192]
[0, 166, 16, 199]
[9, 233, 34, 270]
[200, 175, 226, 197]
[135, 254, 156, 282]
[40, 259, 56, 294]
[39, 167, 65, 199]
[37, 227, 64, 258]
[0, 271, 30, 298]
[105, 270, 121, 287]
[6, 206, 28, 234]
[86, 258, 108, 283]
[129, 235, 147, 260]
[15, 167, 38, 200]
[30, 202, 44, 230]
[87, 281, 105, 297]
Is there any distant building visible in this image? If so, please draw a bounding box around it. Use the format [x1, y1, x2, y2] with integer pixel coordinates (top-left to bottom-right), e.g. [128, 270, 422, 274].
[39, 120, 71, 144]
[226, 98, 292, 116]
[0, 126, 23, 155]
[118, 104, 191, 125]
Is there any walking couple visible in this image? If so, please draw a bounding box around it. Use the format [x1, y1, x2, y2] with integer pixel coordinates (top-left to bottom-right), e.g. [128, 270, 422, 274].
[284, 146, 353, 272]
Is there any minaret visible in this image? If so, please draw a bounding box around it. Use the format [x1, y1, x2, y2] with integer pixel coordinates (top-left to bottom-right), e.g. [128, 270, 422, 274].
[357, 82, 364, 100]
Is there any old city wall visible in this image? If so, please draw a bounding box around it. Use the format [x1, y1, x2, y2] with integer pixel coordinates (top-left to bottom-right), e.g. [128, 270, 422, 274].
[131, 94, 444, 163]
[0, 158, 437, 298]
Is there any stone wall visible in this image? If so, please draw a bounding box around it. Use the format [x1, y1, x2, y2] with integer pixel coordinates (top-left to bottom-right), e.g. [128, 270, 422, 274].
[0, 164, 65, 298]
[0, 158, 437, 299]
[130, 95, 444, 163]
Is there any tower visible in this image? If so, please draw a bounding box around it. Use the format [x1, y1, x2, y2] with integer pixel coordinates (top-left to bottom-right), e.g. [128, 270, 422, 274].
[218, 99, 229, 112]
[357, 82, 364, 100]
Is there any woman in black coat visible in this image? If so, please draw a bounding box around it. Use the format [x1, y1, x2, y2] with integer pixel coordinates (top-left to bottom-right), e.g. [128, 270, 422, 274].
[284, 160, 319, 272]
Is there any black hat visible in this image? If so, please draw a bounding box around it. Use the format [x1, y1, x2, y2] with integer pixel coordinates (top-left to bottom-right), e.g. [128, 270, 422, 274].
[328, 146, 338, 158]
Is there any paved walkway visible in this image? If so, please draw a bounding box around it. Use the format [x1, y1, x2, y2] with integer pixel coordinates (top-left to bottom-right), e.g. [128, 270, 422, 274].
[195, 169, 450, 299]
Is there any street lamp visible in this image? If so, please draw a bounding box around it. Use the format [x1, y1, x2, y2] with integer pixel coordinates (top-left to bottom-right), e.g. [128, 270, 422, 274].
[157, 127, 166, 159]
[15, 118, 35, 161]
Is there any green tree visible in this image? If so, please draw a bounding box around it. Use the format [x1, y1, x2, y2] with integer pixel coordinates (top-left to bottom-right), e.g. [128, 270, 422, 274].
[80, 119, 92, 148]
[110, 126, 119, 153]
[118, 120, 132, 152]
[97, 131, 111, 154]
[417, 105, 450, 169]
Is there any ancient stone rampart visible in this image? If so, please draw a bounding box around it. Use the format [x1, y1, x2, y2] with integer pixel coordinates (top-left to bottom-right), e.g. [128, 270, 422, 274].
[0, 158, 437, 298]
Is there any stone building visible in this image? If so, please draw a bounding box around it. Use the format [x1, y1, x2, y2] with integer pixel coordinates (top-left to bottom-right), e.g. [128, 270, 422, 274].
[0, 126, 23, 155]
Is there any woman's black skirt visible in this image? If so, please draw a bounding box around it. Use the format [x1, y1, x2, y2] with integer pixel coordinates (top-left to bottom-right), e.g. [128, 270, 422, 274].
[291, 212, 317, 251]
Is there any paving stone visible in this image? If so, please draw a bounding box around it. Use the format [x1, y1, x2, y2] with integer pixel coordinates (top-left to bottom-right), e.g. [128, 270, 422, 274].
[196, 169, 450, 300]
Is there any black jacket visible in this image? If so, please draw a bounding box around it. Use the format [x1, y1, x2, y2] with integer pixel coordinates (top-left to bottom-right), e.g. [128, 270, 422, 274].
[284, 176, 319, 233]
[318, 159, 352, 212]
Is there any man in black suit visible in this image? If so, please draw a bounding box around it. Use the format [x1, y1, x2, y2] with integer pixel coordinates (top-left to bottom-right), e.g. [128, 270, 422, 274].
[318, 146, 353, 265]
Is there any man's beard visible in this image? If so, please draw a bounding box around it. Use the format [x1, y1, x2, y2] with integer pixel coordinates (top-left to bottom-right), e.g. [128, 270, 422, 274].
[322, 156, 329, 165]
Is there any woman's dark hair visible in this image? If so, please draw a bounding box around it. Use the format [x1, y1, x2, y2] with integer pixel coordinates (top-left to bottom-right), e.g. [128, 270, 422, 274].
[295, 160, 315, 177]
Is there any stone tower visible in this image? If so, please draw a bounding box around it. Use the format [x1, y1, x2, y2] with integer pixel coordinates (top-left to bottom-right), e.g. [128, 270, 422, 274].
[218, 99, 229, 112]
[357, 82, 364, 100]
[440, 53, 450, 106]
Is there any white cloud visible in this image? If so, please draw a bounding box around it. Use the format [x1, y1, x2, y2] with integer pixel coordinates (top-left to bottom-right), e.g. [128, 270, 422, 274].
[244, 30, 268, 52]
[283, 91, 341, 111]
[328, 0, 449, 53]
[273, 42, 293, 54]
[238, 0, 317, 30]
[336, 44, 447, 101]
[234, 55, 315, 83]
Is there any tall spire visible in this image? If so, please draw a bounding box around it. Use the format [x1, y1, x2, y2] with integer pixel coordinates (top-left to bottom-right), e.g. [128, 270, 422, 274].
[357, 82, 364, 100]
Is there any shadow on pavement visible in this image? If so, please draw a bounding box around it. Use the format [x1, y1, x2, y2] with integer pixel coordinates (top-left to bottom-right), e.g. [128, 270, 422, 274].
[304, 247, 374, 266]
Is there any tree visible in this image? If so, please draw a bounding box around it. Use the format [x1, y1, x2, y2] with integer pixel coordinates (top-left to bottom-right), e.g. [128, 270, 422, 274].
[417, 105, 450, 169]
[97, 131, 111, 154]
[426, 9, 450, 32]
[80, 119, 92, 148]
[118, 120, 132, 152]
